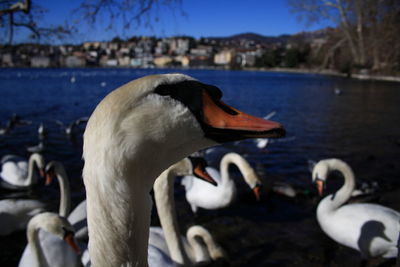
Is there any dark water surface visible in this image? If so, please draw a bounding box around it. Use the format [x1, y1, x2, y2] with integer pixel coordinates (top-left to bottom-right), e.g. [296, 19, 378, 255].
[0, 68, 399, 266]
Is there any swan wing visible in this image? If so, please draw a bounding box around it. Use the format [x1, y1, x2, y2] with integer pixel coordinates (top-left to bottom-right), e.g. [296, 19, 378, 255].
[0, 156, 28, 186]
[319, 203, 400, 258]
[183, 167, 234, 210]
[68, 200, 88, 241]
[68, 200, 87, 225]
[148, 244, 176, 267]
[19, 229, 80, 267]
[0, 199, 46, 235]
[148, 227, 170, 257]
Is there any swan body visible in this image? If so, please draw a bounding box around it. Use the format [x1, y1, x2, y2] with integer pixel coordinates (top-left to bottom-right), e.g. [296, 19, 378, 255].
[83, 73, 284, 266]
[55, 117, 88, 138]
[182, 152, 262, 212]
[19, 161, 80, 267]
[313, 159, 400, 259]
[18, 212, 80, 267]
[27, 141, 45, 153]
[148, 225, 225, 266]
[0, 199, 46, 235]
[46, 161, 88, 240]
[68, 200, 88, 241]
[38, 123, 47, 141]
[0, 153, 45, 188]
[0, 113, 28, 135]
[271, 182, 297, 198]
[252, 111, 276, 149]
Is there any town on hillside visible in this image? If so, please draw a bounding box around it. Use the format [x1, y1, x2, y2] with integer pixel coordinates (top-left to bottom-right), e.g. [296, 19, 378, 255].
[0, 32, 324, 70]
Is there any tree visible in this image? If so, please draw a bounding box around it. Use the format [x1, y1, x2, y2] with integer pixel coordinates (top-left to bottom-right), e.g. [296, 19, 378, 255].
[0, 0, 73, 44]
[1, 0, 182, 45]
[73, 0, 183, 33]
[288, 0, 400, 73]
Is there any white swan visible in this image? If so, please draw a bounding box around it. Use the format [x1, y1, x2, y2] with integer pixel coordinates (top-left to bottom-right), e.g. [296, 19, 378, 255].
[312, 158, 400, 259]
[46, 161, 88, 241]
[0, 153, 45, 189]
[181, 152, 263, 213]
[44, 161, 71, 217]
[83, 73, 285, 266]
[81, 157, 224, 267]
[0, 113, 29, 135]
[148, 225, 225, 266]
[55, 117, 89, 139]
[0, 199, 46, 235]
[18, 212, 80, 267]
[19, 161, 81, 267]
[151, 157, 225, 266]
[44, 161, 88, 240]
[253, 111, 276, 149]
[67, 199, 88, 241]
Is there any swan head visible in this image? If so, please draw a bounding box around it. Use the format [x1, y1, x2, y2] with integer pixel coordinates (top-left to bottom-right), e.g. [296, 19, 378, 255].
[30, 153, 46, 178]
[29, 212, 80, 254]
[252, 183, 262, 201]
[312, 160, 329, 196]
[84, 73, 285, 190]
[312, 158, 354, 196]
[175, 156, 217, 186]
[44, 161, 65, 185]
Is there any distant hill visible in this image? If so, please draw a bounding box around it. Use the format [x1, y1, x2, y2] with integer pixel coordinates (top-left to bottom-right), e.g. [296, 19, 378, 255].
[204, 29, 330, 45]
[205, 32, 291, 44]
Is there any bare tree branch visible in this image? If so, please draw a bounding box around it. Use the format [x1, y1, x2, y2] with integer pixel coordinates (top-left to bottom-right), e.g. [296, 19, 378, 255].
[0, 0, 73, 44]
[73, 0, 182, 34]
[0, 0, 30, 16]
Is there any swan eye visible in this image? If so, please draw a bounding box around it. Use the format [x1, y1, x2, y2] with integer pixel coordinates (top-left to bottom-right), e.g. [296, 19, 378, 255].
[188, 156, 208, 172]
[154, 80, 222, 100]
[154, 80, 225, 116]
[62, 226, 75, 239]
[45, 164, 53, 173]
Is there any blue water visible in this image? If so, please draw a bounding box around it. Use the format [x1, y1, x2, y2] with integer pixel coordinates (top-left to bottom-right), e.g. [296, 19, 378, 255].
[1, 68, 399, 266]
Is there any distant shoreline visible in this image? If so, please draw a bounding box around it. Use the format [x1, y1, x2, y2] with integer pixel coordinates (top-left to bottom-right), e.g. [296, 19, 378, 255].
[245, 67, 400, 83]
[2, 66, 400, 83]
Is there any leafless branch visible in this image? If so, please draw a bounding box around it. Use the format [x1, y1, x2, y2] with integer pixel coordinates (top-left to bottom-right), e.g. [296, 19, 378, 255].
[0, 0, 30, 16]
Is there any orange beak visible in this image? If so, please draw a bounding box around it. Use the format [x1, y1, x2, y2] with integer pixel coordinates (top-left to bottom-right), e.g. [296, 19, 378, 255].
[39, 169, 45, 178]
[45, 173, 53, 186]
[202, 91, 285, 143]
[193, 164, 217, 186]
[316, 180, 324, 196]
[252, 185, 262, 201]
[64, 233, 81, 254]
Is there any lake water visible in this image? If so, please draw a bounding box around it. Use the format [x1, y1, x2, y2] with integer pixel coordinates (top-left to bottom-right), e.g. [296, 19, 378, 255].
[1, 68, 399, 266]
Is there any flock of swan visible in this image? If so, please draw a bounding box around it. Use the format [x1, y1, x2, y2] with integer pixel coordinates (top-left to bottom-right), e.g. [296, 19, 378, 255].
[0, 73, 399, 266]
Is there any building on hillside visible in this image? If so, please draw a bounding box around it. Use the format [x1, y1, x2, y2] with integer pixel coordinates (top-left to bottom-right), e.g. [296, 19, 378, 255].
[1, 53, 14, 67]
[154, 56, 173, 67]
[31, 56, 50, 67]
[214, 49, 235, 65]
[65, 55, 86, 67]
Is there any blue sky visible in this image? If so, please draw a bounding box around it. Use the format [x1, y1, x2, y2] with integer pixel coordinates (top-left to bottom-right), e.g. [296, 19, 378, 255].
[13, 0, 333, 43]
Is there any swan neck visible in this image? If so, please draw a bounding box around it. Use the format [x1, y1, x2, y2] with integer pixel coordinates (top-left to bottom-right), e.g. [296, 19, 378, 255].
[154, 167, 192, 266]
[187, 236, 209, 263]
[220, 156, 232, 185]
[186, 226, 224, 263]
[26, 156, 37, 186]
[55, 165, 71, 217]
[326, 160, 356, 210]
[220, 153, 258, 187]
[27, 221, 49, 267]
[84, 161, 154, 267]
